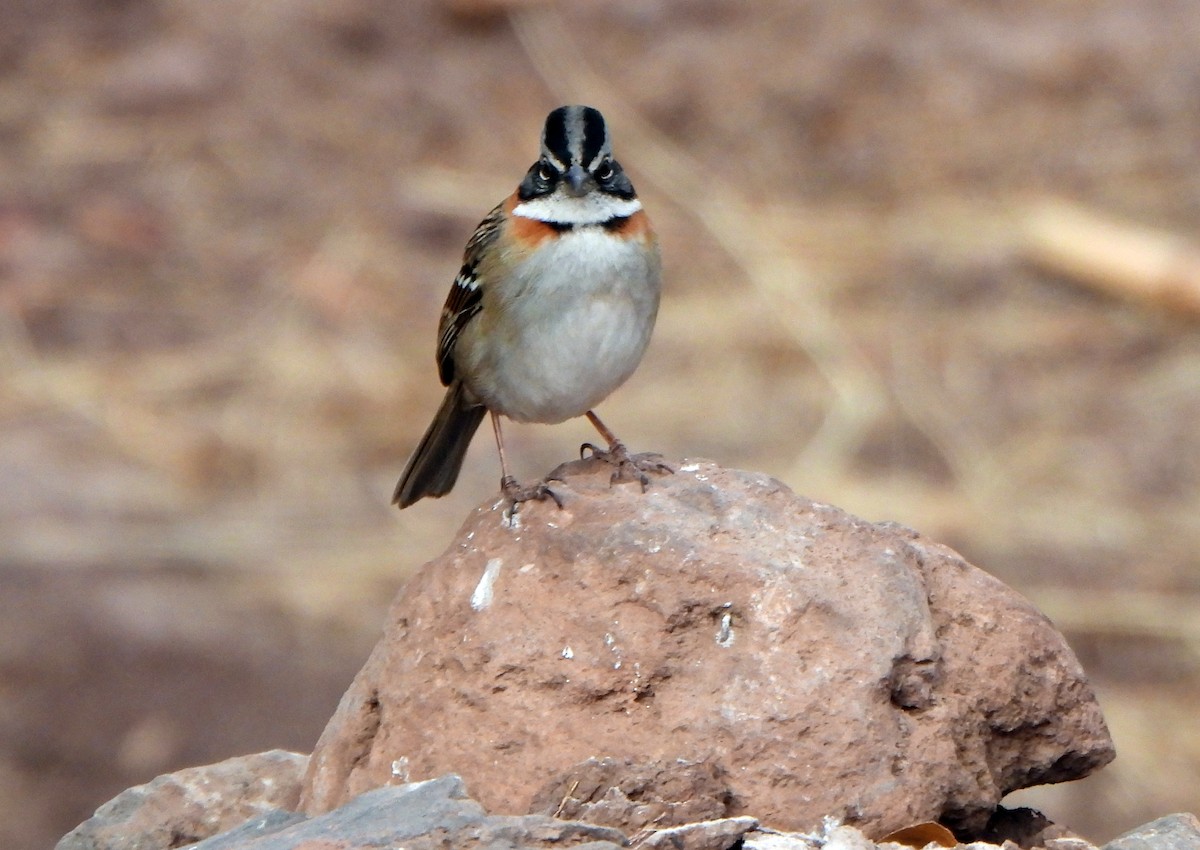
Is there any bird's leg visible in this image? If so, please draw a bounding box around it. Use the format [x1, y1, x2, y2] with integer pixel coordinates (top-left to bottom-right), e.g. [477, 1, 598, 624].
[580, 410, 674, 490]
[492, 412, 563, 508]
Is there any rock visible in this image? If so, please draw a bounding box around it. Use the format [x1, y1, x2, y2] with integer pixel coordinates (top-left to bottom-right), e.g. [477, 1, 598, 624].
[825, 824, 885, 850]
[56, 749, 307, 850]
[300, 457, 1113, 837]
[1045, 838, 1101, 850]
[1102, 814, 1200, 850]
[745, 820, 883, 850]
[185, 774, 483, 849]
[743, 830, 819, 850]
[185, 774, 627, 850]
[528, 756, 733, 828]
[638, 816, 761, 850]
[175, 810, 308, 850]
[961, 842, 1022, 850]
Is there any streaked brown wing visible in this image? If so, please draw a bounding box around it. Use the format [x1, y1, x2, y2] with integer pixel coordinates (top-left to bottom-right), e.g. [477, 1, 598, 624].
[436, 202, 504, 385]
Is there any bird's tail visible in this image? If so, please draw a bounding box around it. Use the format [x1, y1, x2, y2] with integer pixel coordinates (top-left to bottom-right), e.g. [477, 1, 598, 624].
[392, 383, 486, 508]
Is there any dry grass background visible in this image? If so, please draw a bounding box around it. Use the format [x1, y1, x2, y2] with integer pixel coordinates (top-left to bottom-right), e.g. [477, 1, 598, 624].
[2, 1, 1199, 848]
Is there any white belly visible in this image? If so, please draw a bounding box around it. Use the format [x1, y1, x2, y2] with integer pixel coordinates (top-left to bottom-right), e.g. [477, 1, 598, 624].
[460, 228, 661, 424]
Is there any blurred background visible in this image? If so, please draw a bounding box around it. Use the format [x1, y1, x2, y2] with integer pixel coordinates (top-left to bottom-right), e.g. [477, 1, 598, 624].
[3, 1, 1200, 848]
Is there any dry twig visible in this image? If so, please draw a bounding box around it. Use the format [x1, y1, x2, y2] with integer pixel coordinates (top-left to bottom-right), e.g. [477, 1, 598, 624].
[1023, 198, 1200, 316]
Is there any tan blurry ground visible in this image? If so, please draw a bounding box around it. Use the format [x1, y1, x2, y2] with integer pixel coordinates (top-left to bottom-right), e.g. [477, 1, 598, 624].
[2, 2, 1199, 848]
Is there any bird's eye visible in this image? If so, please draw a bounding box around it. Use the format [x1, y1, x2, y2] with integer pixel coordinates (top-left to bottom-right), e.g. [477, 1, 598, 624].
[538, 162, 555, 182]
[595, 160, 614, 181]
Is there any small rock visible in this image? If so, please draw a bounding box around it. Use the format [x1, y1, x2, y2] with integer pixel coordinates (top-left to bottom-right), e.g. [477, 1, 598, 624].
[744, 821, 865, 850]
[56, 750, 307, 850]
[1102, 814, 1200, 850]
[466, 815, 626, 850]
[184, 774, 627, 850]
[1045, 838, 1100, 850]
[187, 775, 487, 849]
[745, 834, 822, 850]
[639, 816, 760, 850]
[827, 824, 885, 850]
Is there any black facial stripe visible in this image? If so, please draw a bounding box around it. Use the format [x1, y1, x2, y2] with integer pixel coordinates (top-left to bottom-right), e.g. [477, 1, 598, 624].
[518, 162, 557, 201]
[580, 107, 607, 168]
[541, 108, 570, 169]
[603, 165, 636, 200]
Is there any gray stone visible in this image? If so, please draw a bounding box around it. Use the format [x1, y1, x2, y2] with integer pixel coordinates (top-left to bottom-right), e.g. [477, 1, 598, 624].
[179, 811, 307, 850]
[1104, 814, 1200, 850]
[639, 816, 760, 850]
[186, 775, 486, 849]
[183, 774, 627, 850]
[1045, 838, 1100, 850]
[56, 750, 307, 850]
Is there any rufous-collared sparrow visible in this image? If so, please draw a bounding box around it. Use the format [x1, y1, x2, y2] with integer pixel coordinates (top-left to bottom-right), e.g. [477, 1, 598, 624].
[393, 105, 668, 509]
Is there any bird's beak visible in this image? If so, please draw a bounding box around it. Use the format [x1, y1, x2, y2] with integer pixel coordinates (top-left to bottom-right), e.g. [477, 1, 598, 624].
[565, 164, 591, 197]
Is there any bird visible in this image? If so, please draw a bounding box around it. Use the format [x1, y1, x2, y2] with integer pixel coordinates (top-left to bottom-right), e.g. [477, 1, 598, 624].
[393, 105, 669, 509]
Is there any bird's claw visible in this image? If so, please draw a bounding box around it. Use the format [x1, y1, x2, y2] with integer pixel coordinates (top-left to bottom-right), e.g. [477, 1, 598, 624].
[579, 441, 674, 491]
[500, 475, 564, 509]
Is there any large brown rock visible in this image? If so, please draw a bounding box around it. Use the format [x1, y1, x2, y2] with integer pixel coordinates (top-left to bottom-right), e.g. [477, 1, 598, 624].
[301, 457, 1114, 836]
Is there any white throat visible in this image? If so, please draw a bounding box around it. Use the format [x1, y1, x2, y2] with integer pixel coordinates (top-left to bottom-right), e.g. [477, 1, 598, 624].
[513, 192, 641, 225]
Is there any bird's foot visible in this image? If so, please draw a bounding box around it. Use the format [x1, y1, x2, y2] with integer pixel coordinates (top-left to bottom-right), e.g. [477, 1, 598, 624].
[500, 474, 564, 509]
[580, 441, 675, 491]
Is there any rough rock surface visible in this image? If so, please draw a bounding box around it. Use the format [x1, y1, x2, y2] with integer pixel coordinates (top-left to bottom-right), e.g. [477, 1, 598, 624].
[185, 774, 627, 850]
[300, 457, 1114, 836]
[640, 816, 761, 850]
[56, 764, 1200, 850]
[527, 756, 734, 828]
[56, 749, 307, 850]
[1102, 814, 1200, 850]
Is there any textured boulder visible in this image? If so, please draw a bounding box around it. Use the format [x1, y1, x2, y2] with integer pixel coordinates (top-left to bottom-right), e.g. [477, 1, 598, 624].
[56, 750, 307, 850]
[300, 456, 1114, 836]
